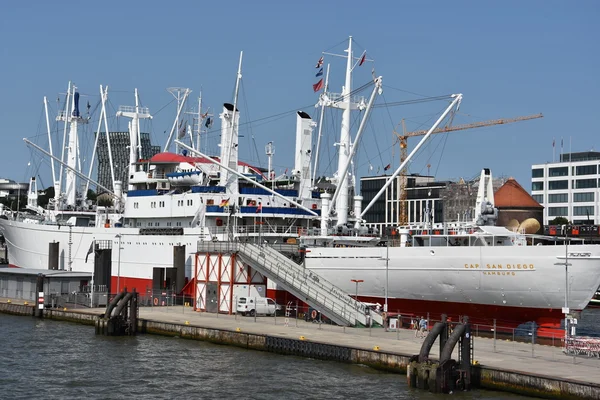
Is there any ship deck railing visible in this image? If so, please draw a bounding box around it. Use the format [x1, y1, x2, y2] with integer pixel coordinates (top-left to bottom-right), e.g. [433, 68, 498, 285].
[207, 225, 306, 237]
[409, 232, 586, 247]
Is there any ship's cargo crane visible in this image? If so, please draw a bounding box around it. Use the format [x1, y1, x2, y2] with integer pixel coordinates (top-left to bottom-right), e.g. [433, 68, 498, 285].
[393, 113, 543, 225]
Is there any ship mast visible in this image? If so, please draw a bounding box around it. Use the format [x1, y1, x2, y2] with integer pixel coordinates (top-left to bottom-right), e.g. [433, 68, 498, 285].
[56, 83, 89, 208]
[320, 37, 377, 226]
[116, 89, 152, 191]
[219, 51, 243, 195]
[265, 141, 274, 181]
[335, 37, 354, 226]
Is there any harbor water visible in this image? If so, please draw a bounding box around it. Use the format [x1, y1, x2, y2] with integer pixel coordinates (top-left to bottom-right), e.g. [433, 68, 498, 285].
[0, 314, 535, 400]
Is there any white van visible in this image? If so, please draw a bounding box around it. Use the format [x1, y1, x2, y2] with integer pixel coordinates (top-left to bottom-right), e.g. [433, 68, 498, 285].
[236, 297, 280, 316]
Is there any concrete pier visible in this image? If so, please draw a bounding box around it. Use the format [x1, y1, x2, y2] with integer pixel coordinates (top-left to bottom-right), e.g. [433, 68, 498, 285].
[2, 298, 599, 399]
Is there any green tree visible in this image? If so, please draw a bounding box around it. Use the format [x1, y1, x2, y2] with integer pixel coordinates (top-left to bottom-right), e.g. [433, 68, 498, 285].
[549, 217, 569, 225]
[37, 186, 55, 208]
[98, 196, 113, 207]
[87, 189, 97, 202]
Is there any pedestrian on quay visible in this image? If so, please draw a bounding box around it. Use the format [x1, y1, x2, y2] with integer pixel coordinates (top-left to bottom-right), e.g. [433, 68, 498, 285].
[419, 316, 428, 338]
[413, 317, 419, 337]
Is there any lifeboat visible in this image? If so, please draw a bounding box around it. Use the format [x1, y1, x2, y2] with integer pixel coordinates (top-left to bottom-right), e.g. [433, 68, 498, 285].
[166, 170, 203, 186]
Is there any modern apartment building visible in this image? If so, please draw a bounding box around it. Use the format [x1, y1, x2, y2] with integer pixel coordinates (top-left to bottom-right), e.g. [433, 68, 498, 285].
[96, 132, 161, 193]
[531, 151, 600, 225]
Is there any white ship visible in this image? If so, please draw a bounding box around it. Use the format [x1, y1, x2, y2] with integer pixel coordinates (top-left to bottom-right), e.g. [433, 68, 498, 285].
[2, 38, 600, 332]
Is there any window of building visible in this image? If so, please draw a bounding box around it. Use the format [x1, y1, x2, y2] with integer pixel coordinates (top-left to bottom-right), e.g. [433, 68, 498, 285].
[532, 182, 544, 191]
[549, 167, 569, 177]
[575, 179, 597, 189]
[532, 194, 543, 203]
[187, 199, 193, 206]
[531, 168, 544, 178]
[548, 193, 568, 203]
[574, 192, 594, 202]
[134, 202, 139, 209]
[576, 165, 597, 176]
[548, 180, 568, 190]
[548, 207, 568, 216]
[574, 205, 594, 216]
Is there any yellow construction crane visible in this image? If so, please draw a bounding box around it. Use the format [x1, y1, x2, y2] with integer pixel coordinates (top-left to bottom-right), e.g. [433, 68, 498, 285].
[393, 113, 543, 225]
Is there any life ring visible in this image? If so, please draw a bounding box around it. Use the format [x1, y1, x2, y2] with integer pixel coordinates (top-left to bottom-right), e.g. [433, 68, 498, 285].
[153, 297, 159, 306]
[311, 310, 318, 320]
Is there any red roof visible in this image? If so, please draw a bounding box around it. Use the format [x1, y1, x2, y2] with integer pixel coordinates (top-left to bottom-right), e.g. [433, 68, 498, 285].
[150, 152, 213, 164]
[494, 178, 542, 209]
[149, 152, 262, 175]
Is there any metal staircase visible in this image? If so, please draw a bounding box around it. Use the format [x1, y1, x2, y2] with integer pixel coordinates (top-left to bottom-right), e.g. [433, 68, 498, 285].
[197, 241, 383, 327]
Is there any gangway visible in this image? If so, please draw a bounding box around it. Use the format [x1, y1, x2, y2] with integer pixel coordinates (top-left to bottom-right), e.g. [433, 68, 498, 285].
[197, 241, 383, 327]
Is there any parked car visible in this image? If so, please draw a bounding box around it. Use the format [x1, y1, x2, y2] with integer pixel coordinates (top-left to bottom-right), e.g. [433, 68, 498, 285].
[236, 297, 281, 316]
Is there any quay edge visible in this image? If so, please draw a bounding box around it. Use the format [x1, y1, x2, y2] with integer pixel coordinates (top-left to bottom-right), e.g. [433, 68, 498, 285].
[476, 367, 600, 400]
[1, 302, 599, 400]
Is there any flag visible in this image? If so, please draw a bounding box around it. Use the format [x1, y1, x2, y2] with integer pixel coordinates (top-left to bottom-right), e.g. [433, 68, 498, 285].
[219, 198, 230, 207]
[205, 116, 213, 128]
[256, 202, 262, 213]
[561, 137, 564, 148]
[359, 51, 366, 66]
[85, 240, 94, 263]
[552, 138, 555, 148]
[313, 78, 324, 92]
[316, 68, 323, 77]
[315, 56, 323, 68]
[384, 163, 391, 171]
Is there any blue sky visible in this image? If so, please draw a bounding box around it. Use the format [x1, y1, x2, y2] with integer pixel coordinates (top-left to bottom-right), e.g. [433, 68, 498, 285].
[1, 1, 598, 192]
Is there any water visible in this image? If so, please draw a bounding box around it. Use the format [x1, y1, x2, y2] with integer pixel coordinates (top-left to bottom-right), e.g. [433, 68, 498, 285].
[0, 315, 535, 400]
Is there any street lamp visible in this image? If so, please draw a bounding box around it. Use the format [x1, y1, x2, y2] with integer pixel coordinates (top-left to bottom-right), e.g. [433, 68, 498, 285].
[115, 233, 122, 293]
[351, 279, 364, 300]
[385, 240, 389, 314]
[378, 241, 390, 331]
[555, 234, 572, 340]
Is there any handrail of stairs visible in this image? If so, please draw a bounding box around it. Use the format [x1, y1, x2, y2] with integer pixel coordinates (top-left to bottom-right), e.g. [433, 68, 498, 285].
[248, 243, 385, 326]
[196, 240, 385, 326]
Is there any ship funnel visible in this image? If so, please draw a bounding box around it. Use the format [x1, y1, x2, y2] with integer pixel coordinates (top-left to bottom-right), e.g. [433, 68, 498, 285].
[294, 111, 315, 200]
[219, 103, 240, 194]
[72, 92, 80, 117]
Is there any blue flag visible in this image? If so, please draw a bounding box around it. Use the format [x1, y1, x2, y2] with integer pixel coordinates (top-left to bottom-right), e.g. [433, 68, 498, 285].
[316, 68, 323, 77]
